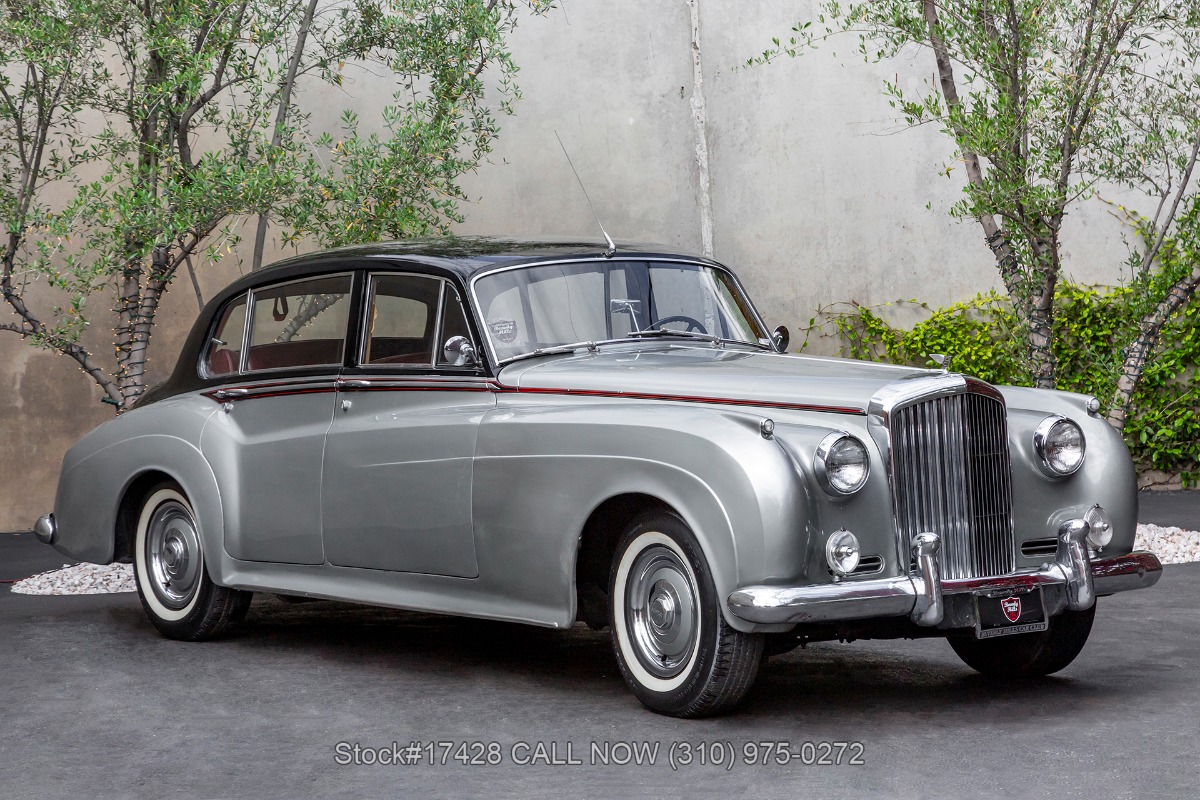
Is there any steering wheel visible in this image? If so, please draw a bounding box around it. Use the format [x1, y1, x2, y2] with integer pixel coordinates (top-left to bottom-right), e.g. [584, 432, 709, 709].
[648, 315, 708, 334]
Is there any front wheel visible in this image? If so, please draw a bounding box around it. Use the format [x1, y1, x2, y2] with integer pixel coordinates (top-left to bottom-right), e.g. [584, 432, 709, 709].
[948, 604, 1096, 678]
[609, 512, 763, 717]
[133, 482, 252, 641]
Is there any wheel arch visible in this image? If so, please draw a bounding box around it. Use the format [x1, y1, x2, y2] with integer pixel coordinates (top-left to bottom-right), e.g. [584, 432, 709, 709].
[52, 424, 226, 580]
[110, 456, 226, 583]
[574, 492, 679, 629]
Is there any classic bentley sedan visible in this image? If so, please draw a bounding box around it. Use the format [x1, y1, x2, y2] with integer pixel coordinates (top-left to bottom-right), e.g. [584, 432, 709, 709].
[35, 238, 1162, 717]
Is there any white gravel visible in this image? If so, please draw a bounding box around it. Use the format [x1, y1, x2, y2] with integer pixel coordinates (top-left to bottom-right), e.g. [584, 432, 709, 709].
[11, 562, 135, 595]
[7, 524, 1198, 595]
[1134, 523, 1200, 565]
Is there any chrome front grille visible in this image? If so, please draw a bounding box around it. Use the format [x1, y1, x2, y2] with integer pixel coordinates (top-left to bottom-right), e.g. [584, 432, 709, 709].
[889, 390, 1014, 580]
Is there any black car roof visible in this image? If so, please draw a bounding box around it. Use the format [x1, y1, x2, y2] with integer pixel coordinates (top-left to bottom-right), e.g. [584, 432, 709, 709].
[226, 236, 714, 293]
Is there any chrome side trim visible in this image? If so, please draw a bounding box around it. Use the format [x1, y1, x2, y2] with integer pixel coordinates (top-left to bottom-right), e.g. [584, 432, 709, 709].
[205, 377, 338, 403]
[335, 376, 497, 392]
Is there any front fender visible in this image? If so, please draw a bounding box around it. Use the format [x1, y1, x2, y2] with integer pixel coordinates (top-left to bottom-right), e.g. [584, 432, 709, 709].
[1000, 387, 1138, 553]
[475, 398, 826, 632]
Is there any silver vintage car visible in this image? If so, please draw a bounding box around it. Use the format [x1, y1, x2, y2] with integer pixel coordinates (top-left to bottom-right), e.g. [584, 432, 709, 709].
[35, 238, 1163, 717]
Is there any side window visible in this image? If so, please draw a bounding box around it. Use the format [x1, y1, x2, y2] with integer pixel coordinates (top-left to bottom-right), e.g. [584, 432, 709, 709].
[363, 274, 442, 365]
[204, 293, 248, 377]
[435, 285, 475, 367]
[245, 275, 352, 372]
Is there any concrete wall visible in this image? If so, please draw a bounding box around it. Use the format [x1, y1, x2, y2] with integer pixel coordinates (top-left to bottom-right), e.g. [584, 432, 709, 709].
[0, 1, 1140, 530]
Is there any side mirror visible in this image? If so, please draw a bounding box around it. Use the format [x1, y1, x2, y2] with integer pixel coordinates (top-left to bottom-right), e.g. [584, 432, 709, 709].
[442, 335, 479, 367]
[771, 325, 790, 353]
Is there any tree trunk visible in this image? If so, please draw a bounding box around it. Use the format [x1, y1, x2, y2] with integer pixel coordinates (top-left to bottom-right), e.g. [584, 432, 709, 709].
[113, 254, 144, 409]
[118, 247, 171, 407]
[1026, 234, 1060, 389]
[1108, 265, 1200, 431]
[922, 1, 1033, 327]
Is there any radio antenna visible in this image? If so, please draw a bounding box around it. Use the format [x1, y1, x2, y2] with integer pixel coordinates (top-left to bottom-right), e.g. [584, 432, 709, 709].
[555, 131, 616, 259]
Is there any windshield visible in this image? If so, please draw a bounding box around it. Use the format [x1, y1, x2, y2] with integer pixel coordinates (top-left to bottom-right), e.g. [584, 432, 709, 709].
[472, 260, 770, 363]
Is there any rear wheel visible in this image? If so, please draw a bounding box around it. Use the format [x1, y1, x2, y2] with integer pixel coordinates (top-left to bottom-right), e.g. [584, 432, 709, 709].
[133, 482, 252, 641]
[948, 604, 1096, 678]
[609, 512, 763, 717]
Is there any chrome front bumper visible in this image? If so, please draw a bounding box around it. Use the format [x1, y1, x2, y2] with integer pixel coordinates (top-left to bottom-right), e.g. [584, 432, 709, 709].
[728, 520, 1163, 627]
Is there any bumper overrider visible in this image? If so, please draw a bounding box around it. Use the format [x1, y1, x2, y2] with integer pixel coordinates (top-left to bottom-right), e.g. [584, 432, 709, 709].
[728, 518, 1163, 627]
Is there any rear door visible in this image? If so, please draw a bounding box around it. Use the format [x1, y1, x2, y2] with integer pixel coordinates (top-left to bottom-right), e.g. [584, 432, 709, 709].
[321, 272, 494, 577]
[202, 273, 353, 565]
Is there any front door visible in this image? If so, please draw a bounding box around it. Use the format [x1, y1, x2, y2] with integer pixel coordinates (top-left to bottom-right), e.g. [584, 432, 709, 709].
[321, 274, 493, 577]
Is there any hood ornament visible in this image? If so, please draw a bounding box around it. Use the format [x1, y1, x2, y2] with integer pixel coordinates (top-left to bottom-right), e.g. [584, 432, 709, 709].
[930, 353, 953, 372]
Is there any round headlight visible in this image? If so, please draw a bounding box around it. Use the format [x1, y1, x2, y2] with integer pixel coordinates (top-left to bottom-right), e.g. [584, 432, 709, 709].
[825, 529, 861, 576]
[1033, 415, 1085, 477]
[1084, 504, 1113, 550]
[815, 433, 870, 496]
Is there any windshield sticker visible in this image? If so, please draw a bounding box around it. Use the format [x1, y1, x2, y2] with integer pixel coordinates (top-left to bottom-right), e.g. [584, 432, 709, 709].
[490, 319, 519, 343]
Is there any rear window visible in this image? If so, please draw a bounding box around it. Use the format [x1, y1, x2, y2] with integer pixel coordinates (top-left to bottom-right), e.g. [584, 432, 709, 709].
[245, 275, 352, 371]
[202, 275, 353, 378]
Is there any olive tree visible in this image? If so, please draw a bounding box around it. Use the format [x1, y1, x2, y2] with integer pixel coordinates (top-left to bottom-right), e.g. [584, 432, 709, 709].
[1, 0, 542, 409]
[754, 1, 1200, 429]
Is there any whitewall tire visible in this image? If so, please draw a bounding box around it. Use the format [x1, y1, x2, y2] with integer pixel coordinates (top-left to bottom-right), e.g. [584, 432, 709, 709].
[609, 512, 763, 717]
[132, 481, 252, 641]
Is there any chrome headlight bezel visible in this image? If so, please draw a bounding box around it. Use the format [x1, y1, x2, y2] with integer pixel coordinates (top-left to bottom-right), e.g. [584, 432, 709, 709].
[814, 432, 871, 496]
[1033, 415, 1086, 477]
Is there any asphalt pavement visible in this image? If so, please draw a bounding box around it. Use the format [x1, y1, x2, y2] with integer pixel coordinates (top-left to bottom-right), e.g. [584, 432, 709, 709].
[1137, 489, 1200, 530]
[1, 496, 1198, 799]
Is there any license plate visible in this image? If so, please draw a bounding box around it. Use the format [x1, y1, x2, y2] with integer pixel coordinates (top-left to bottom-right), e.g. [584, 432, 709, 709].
[973, 587, 1048, 639]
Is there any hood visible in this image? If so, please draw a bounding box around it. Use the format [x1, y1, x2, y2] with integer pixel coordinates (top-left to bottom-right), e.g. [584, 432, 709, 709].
[498, 345, 934, 415]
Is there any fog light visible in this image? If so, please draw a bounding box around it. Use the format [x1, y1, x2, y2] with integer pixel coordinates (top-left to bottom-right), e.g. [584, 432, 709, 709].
[1084, 504, 1113, 550]
[826, 529, 861, 576]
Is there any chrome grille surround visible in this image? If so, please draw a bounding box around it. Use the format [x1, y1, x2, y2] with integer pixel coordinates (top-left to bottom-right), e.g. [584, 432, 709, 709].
[867, 375, 1015, 581]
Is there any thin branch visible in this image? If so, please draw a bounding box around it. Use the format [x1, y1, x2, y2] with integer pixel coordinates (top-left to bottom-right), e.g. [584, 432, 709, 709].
[184, 251, 205, 311]
[1141, 128, 1200, 272]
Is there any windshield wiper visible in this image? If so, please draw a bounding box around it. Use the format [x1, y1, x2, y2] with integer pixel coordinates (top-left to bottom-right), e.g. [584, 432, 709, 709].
[502, 338, 623, 365]
[627, 328, 727, 347]
[500, 330, 771, 366]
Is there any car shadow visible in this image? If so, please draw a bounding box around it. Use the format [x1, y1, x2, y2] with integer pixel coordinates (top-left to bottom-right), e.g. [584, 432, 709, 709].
[100, 593, 1161, 722]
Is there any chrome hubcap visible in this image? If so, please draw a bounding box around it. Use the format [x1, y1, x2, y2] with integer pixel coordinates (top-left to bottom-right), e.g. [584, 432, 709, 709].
[626, 544, 699, 679]
[146, 501, 201, 609]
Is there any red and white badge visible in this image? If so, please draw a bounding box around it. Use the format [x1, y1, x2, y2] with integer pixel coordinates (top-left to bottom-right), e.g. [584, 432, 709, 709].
[1001, 596, 1022, 623]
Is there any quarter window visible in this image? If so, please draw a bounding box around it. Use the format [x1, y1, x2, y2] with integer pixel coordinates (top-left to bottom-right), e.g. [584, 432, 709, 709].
[205, 294, 248, 376]
[435, 285, 475, 367]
